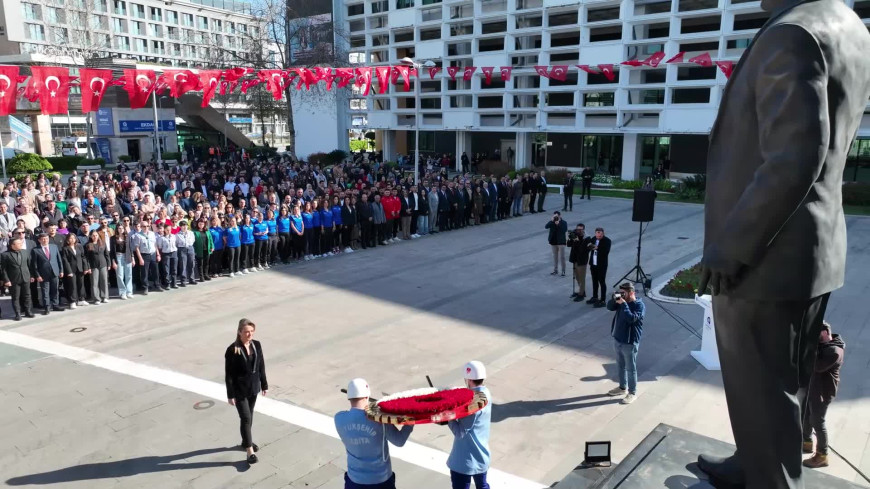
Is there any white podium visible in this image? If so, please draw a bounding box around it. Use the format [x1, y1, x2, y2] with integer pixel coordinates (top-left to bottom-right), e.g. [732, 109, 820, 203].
[691, 294, 721, 370]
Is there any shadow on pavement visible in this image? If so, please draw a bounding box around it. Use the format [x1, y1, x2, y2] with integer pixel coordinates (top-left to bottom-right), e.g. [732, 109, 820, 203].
[5, 447, 247, 485]
[492, 394, 620, 423]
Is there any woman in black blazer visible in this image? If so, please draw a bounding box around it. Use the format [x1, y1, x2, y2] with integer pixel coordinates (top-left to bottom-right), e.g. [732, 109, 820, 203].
[61, 233, 87, 308]
[84, 230, 111, 304]
[225, 318, 268, 464]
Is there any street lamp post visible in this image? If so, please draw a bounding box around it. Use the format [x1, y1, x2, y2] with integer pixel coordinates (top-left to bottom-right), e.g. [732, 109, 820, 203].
[151, 91, 162, 163]
[400, 57, 436, 186]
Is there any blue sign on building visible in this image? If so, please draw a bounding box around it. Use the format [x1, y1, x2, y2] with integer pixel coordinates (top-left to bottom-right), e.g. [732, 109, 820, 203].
[94, 138, 112, 163]
[118, 120, 176, 133]
[95, 109, 114, 136]
[229, 117, 253, 124]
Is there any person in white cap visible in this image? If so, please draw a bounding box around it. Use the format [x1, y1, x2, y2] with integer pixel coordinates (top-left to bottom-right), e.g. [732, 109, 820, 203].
[445, 361, 492, 489]
[334, 378, 414, 489]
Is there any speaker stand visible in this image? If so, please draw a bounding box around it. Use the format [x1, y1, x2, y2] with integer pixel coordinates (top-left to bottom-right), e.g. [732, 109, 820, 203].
[615, 221, 652, 291]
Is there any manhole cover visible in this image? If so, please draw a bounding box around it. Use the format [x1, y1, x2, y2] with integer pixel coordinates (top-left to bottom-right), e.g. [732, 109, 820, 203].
[193, 400, 215, 410]
[69, 327, 87, 333]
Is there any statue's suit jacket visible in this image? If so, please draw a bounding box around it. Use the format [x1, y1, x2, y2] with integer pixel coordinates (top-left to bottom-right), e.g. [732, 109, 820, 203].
[704, 0, 870, 300]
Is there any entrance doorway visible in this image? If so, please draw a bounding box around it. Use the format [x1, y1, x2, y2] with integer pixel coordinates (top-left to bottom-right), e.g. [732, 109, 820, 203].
[640, 136, 671, 177]
[581, 135, 623, 175]
[127, 139, 140, 162]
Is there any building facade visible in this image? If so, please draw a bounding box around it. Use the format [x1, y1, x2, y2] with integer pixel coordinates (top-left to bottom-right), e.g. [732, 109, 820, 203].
[343, 0, 870, 180]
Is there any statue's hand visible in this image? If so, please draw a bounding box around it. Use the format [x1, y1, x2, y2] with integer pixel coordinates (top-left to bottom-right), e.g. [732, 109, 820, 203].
[699, 246, 744, 296]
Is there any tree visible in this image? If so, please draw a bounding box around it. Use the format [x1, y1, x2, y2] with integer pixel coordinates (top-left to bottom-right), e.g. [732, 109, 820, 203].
[212, 0, 349, 158]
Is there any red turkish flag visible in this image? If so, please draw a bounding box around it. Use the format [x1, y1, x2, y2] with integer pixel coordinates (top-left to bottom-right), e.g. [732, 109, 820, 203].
[123, 69, 156, 109]
[499, 67, 512, 82]
[220, 67, 252, 95]
[375, 66, 391, 94]
[642, 51, 666, 68]
[0, 65, 20, 116]
[463, 66, 477, 81]
[715, 61, 734, 78]
[33, 68, 75, 115]
[621, 59, 644, 67]
[598, 64, 616, 81]
[79, 68, 113, 113]
[162, 69, 200, 98]
[354, 67, 373, 96]
[577, 65, 600, 75]
[240, 79, 261, 94]
[198, 70, 222, 107]
[292, 68, 318, 91]
[666, 52, 686, 64]
[335, 68, 355, 88]
[534, 66, 550, 78]
[689, 52, 713, 67]
[481, 67, 494, 85]
[549, 65, 568, 81]
[428, 66, 441, 79]
[446, 66, 460, 80]
[394, 65, 411, 92]
[315, 67, 336, 90]
[258, 69, 287, 99]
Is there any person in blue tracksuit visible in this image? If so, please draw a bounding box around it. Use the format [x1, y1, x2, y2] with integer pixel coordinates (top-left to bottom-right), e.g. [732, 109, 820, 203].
[277, 207, 292, 263]
[331, 196, 343, 253]
[252, 212, 269, 269]
[335, 378, 414, 489]
[320, 201, 335, 256]
[301, 202, 315, 260]
[311, 202, 322, 258]
[224, 217, 242, 277]
[264, 209, 278, 266]
[240, 214, 255, 273]
[208, 217, 225, 277]
[446, 361, 492, 489]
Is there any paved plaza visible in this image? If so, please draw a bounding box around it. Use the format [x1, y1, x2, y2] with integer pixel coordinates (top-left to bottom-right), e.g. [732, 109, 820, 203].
[1, 196, 868, 488]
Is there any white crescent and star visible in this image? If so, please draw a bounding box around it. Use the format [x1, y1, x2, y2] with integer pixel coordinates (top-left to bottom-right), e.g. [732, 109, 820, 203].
[89, 77, 105, 97]
[45, 75, 60, 97]
[0, 74, 10, 98]
[135, 74, 152, 92]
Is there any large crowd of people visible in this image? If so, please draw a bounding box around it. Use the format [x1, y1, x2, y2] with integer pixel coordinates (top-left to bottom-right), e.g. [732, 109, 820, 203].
[0, 151, 555, 320]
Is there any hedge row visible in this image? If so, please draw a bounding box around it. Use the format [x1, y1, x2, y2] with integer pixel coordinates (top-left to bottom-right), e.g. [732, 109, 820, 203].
[45, 156, 105, 171]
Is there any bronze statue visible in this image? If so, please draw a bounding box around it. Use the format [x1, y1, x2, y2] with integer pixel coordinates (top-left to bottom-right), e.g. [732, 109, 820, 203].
[698, 0, 870, 487]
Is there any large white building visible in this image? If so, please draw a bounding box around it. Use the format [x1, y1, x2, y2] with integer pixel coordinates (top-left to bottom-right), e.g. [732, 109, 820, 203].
[342, 0, 870, 180]
[0, 0, 292, 159]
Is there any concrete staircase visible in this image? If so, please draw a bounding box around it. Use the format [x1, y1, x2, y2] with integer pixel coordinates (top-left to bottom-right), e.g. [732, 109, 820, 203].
[174, 94, 252, 148]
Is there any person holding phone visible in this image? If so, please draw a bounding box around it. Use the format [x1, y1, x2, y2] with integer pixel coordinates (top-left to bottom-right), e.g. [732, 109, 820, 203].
[545, 211, 568, 277]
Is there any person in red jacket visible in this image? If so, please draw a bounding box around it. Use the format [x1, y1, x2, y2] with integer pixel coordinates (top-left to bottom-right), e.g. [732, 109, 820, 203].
[382, 189, 401, 243]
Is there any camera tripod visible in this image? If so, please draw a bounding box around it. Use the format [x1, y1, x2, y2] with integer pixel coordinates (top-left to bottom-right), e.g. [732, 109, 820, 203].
[615, 221, 652, 291]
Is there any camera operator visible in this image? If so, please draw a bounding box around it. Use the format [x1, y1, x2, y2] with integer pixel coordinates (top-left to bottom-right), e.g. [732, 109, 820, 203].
[567, 223, 591, 301]
[545, 211, 568, 276]
[586, 227, 611, 308]
[606, 282, 645, 405]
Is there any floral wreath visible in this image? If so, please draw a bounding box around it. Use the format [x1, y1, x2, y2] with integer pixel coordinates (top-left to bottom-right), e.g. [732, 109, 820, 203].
[365, 387, 488, 425]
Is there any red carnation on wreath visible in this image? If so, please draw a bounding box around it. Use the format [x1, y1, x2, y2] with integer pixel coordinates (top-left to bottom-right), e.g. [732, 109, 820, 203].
[366, 387, 489, 425]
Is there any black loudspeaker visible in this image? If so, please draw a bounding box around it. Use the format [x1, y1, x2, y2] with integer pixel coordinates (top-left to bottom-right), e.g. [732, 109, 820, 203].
[632, 189, 656, 222]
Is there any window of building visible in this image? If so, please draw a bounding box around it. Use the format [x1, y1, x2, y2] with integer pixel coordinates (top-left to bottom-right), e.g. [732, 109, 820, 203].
[478, 38, 504, 52]
[113, 18, 126, 33]
[149, 6, 161, 21]
[546, 92, 573, 106]
[21, 3, 40, 21]
[588, 6, 620, 22]
[634, 0, 671, 15]
[450, 5, 471, 18]
[482, 21, 507, 34]
[93, 0, 107, 13]
[514, 34, 542, 50]
[132, 3, 145, 19]
[113, 0, 126, 15]
[680, 15, 721, 34]
[677, 66, 717, 81]
[845, 138, 870, 182]
[348, 4, 364, 16]
[854, 0, 870, 19]
[450, 22, 473, 36]
[51, 27, 68, 43]
[733, 12, 769, 30]
[198, 16, 208, 30]
[394, 30, 413, 42]
[726, 38, 751, 50]
[50, 124, 87, 139]
[227, 21, 235, 34]
[135, 37, 147, 52]
[589, 26, 621, 42]
[588, 71, 619, 85]
[115, 35, 129, 50]
[421, 7, 441, 21]
[479, 96, 503, 109]
[550, 32, 580, 47]
[672, 87, 711, 103]
[213, 19, 222, 32]
[517, 0, 543, 9]
[636, 89, 665, 104]
[679, 40, 719, 52]
[148, 23, 161, 37]
[166, 10, 178, 24]
[397, 0, 413, 9]
[420, 28, 441, 40]
[583, 92, 615, 107]
[131, 21, 143, 35]
[447, 42, 471, 56]
[549, 11, 578, 27]
[641, 69, 666, 83]
[45, 7, 60, 24]
[369, 16, 387, 29]
[372, 0, 389, 13]
[26, 24, 46, 41]
[349, 19, 365, 32]
[152, 40, 164, 54]
[678, 0, 718, 11]
[90, 14, 107, 30]
[515, 14, 542, 28]
[182, 13, 193, 27]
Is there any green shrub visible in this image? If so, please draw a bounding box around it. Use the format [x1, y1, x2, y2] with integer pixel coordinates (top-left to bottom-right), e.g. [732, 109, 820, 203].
[612, 178, 644, 190]
[12, 171, 61, 182]
[349, 140, 368, 153]
[248, 146, 278, 159]
[507, 170, 517, 179]
[161, 152, 181, 161]
[45, 156, 85, 171]
[307, 152, 329, 166]
[119, 155, 133, 162]
[654, 179, 675, 192]
[517, 168, 532, 176]
[476, 160, 513, 177]
[675, 174, 707, 201]
[842, 182, 870, 206]
[327, 149, 348, 165]
[592, 173, 614, 185]
[542, 168, 569, 185]
[8, 153, 52, 174]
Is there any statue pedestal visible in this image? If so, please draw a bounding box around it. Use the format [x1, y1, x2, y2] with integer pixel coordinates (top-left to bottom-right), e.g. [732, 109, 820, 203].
[691, 294, 720, 370]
